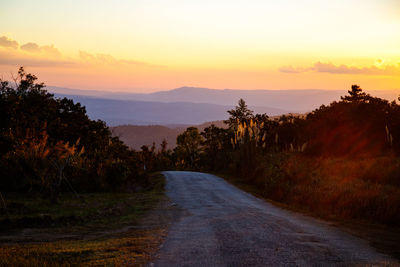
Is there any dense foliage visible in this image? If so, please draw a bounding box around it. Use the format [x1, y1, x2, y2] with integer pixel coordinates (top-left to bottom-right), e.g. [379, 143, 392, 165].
[0, 68, 163, 203]
[175, 86, 400, 172]
[2, 68, 399, 224]
[174, 88, 400, 224]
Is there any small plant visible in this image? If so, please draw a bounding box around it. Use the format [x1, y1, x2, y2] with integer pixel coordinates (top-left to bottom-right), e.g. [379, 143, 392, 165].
[385, 125, 393, 147]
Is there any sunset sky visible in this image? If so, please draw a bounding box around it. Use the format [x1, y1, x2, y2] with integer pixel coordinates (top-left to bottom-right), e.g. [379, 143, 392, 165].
[1, 0, 399, 92]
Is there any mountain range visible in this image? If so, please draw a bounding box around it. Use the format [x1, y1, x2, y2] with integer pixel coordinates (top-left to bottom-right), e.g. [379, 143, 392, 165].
[48, 86, 399, 149]
[49, 86, 399, 113]
[54, 94, 287, 126]
[49, 86, 399, 126]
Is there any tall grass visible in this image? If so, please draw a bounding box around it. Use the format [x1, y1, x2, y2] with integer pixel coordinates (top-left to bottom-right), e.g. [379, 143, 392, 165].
[0, 229, 165, 266]
[257, 154, 400, 224]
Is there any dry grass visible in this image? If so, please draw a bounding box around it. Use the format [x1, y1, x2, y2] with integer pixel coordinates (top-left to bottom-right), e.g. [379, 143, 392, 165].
[216, 155, 400, 260]
[0, 173, 168, 266]
[276, 155, 400, 224]
[0, 228, 166, 267]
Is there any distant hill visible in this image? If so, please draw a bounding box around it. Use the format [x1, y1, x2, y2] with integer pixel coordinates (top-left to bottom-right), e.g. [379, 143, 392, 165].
[111, 125, 181, 149]
[48, 86, 399, 113]
[48, 85, 397, 150]
[131, 87, 344, 111]
[53, 94, 288, 126]
[111, 121, 227, 150]
[50, 86, 145, 100]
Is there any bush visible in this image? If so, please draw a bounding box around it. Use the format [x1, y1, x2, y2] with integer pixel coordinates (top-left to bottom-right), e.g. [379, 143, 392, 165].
[0, 67, 145, 201]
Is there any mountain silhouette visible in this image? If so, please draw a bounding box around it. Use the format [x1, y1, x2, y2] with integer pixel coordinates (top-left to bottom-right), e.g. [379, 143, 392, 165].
[55, 94, 288, 126]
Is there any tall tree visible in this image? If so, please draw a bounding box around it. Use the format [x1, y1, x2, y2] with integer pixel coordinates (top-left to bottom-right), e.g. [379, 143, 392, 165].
[0, 67, 143, 196]
[224, 98, 254, 129]
[201, 124, 228, 170]
[176, 127, 203, 169]
[341, 84, 368, 102]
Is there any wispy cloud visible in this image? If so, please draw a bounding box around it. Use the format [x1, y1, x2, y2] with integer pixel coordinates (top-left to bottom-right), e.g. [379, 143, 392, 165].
[0, 36, 18, 49]
[0, 36, 73, 68]
[21, 42, 61, 57]
[279, 66, 310, 74]
[313, 62, 400, 75]
[0, 50, 74, 68]
[0, 36, 161, 69]
[279, 61, 400, 76]
[20, 42, 40, 53]
[79, 51, 163, 67]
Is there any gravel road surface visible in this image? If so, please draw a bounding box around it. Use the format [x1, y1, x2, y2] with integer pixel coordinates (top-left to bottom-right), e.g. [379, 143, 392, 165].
[153, 171, 398, 267]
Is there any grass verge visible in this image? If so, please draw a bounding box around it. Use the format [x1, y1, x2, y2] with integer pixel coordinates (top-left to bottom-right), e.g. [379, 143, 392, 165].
[0, 173, 168, 266]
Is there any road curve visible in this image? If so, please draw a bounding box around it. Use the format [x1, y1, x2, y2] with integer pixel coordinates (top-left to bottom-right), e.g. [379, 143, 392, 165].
[153, 171, 398, 267]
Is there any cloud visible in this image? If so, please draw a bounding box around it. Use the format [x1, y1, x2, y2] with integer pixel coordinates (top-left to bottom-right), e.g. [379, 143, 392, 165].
[0, 37, 67, 68]
[79, 51, 163, 67]
[0, 36, 161, 70]
[279, 61, 400, 76]
[40, 45, 61, 57]
[279, 66, 310, 73]
[20, 42, 41, 52]
[0, 50, 74, 68]
[312, 62, 400, 75]
[21, 42, 61, 57]
[79, 51, 117, 65]
[79, 51, 141, 66]
[0, 36, 18, 49]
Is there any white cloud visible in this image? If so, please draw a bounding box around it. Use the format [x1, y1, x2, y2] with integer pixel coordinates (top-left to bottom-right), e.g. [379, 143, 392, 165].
[0, 36, 18, 49]
[279, 61, 400, 76]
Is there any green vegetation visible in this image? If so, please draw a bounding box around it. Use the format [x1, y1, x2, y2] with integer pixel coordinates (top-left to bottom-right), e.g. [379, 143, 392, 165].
[174, 127, 203, 169]
[171, 87, 400, 258]
[0, 68, 172, 205]
[174, 86, 400, 225]
[0, 173, 166, 266]
[0, 231, 166, 267]
[1, 68, 399, 262]
[0, 174, 165, 231]
[0, 68, 171, 265]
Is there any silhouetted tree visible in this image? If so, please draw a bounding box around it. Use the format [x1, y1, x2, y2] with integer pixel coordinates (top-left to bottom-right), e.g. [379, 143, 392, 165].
[0, 67, 144, 198]
[341, 84, 368, 102]
[224, 99, 254, 129]
[201, 124, 230, 170]
[176, 127, 203, 169]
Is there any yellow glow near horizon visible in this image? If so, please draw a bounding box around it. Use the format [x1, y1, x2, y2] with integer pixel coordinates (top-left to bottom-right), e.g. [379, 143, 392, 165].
[0, 0, 399, 91]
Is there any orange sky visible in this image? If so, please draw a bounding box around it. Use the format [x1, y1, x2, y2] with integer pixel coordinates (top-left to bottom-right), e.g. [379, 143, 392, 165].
[1, 0, 399, 92]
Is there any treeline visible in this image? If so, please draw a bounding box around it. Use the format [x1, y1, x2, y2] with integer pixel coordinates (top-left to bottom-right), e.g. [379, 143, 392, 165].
[172, 86, 400, 224]
[0, 68, 168, 203]
[2, 68, 399, 224]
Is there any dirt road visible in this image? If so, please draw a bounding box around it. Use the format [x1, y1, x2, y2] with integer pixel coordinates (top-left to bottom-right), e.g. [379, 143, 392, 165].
[153, 171, 398, 267]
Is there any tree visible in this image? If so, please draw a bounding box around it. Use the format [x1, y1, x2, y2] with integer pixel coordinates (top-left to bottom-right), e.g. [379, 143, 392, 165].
[201, 124, 229, 170]
[176, 127, 203, 169]
[0, 67, 144, 196]
[160, 139, 168, 154]
[140, 144, 156, 173]
[341, 84, 368, 102]
[153, 139, 173, 171]
[224, 99, 254, 129]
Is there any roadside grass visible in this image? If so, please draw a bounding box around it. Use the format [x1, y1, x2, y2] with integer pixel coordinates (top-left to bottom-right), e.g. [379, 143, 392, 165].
[214, 158, 400, 261]
[0, 173, 167, 266]
[1, 174, 165, 231]
[1, 192, 156, 231]
[0, 228, 166, 266]
[275, 155, 400, 224]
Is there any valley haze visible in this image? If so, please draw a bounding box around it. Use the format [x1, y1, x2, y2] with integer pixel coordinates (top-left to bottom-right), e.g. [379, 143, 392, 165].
[49, 86, 399, 126]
